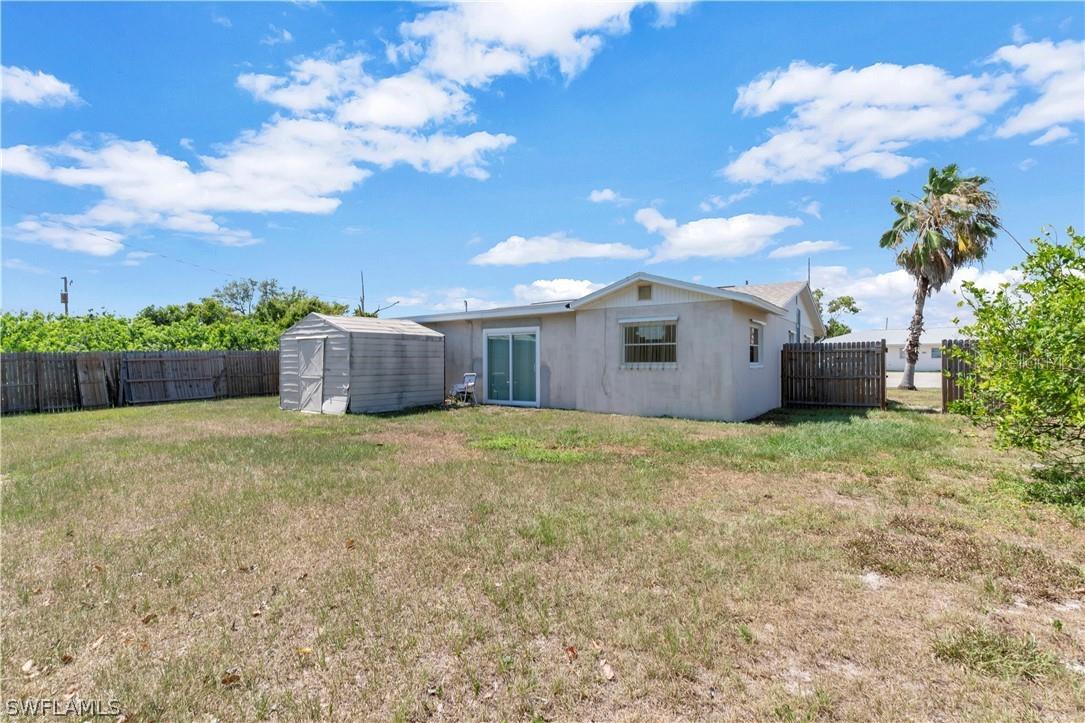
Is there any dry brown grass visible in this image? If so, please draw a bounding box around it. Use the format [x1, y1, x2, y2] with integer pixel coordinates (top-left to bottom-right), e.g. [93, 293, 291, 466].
[2, 396, 1083, 721]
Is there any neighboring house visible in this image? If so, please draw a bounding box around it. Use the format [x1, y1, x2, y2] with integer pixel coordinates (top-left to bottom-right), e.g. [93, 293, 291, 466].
[407, 272, 824, 422]
[827, 326, 965, 371]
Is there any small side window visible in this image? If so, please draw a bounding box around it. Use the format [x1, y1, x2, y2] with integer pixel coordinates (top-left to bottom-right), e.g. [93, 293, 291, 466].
[749, 325, 762, 365]
[931, 347, 941, 359]
[637, 284, 652, 301]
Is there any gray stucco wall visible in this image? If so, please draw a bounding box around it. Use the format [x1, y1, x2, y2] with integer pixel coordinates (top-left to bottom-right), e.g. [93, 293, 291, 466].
[421, 297, 802, 422]
[727, 301, 785, 421]
[421, 314, 577, 408]
[574, 300, 736, 420]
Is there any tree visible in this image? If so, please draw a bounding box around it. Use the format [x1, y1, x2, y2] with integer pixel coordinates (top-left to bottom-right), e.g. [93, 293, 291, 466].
[812, 289, 862, 338]
[880, 164, 1000, 389]
[955, 228, 1085, 484]
[213, 278, 259, 315]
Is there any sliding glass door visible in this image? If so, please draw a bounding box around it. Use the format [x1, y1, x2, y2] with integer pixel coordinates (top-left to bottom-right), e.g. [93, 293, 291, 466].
[484, 328, 538, 406]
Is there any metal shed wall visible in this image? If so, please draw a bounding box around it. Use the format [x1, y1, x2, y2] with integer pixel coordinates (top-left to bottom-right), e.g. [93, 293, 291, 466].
[279, 314, 350, 413]
[280, 314, 444, 415]
[348, 331, 444, 413]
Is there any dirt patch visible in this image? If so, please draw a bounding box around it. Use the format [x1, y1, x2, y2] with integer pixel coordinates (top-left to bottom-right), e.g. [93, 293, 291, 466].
[364, 429, 481, 466]
[847, 513, 1084, 601]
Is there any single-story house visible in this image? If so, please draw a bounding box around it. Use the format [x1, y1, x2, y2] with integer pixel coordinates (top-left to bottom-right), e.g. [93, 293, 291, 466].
[407, 272, 824, 422]
[827, 326, 965, 371]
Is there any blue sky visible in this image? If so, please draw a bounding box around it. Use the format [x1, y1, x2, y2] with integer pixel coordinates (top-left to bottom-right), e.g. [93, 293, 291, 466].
[2, 1, 1083, 330]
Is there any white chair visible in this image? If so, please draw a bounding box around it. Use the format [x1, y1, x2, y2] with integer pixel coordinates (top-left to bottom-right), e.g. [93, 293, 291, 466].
[450, 372, 478, 404]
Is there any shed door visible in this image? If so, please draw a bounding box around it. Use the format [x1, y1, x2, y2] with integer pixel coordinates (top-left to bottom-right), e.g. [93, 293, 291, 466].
[298, 338, 325, 413]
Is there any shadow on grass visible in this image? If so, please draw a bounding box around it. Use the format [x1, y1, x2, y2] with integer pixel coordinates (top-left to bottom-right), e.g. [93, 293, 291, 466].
[751, 406, 874, 427]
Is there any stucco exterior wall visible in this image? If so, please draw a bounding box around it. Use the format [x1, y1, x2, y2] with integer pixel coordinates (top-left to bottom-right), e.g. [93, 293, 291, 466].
[728, 301, 793, 421]
[422, 314, 578, 408]
[886, 343, 942, 372]
[573, 300, 736, 420]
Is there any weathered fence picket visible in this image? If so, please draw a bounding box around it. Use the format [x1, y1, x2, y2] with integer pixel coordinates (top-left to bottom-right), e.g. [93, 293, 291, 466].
[941, 339, 976, 412]
[1, 350, 278, 415]
[781, 341, 886, 409]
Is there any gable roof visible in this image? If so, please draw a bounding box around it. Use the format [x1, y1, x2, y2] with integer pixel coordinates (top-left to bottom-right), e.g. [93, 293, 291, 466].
[720, 281, 807, 308]
[569, 272, 787, 314]
[828, 326, 966, 345]
[404, 272, 809, 324]
[720, 280, 826, 337]
[312, 314, 443, 337]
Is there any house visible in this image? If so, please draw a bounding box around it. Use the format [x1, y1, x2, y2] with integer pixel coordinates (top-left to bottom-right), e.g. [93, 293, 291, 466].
[279, 314, 444, 414]
[827, 326, 964, 371]
[407, 272, 824, 422]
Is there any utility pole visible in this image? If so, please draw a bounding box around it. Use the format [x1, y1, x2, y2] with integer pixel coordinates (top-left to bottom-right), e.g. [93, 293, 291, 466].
[60, 276, 72, 315]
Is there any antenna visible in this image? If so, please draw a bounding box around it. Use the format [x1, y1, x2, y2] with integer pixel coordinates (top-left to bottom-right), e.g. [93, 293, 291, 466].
[807, 258, 811, 285]
[464, 299, 468, 312]
[359, 271, 365, 315]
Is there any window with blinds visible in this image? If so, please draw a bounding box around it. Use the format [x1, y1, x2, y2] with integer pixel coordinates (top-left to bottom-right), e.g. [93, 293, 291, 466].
[623, 322, 677, 364]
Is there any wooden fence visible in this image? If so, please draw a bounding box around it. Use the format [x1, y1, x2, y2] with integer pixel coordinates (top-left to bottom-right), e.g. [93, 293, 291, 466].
[941, 339, 976, 412]
[782, 341, 887, 409]
[1, 350, 278, 415]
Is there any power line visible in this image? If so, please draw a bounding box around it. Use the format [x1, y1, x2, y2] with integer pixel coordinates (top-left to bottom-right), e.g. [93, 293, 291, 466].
[3, 206, 361, 304]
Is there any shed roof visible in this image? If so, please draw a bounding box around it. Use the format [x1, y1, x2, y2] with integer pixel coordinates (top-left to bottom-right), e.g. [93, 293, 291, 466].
[312, 314, 443, 337]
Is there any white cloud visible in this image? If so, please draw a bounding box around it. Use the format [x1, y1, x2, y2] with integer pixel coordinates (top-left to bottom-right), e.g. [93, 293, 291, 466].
[513, 278, 604, 303]
[211, 12, 232, 28]
[810, 264, 1021, 329]
[1, 66, 81, 107]
[635, 207, 802, 262]
[335, 71, 472, 128]
[723, 60, 1014, 184]
[800, 200, 822, 219]
[991, 39, 1085, 142]
[1011, 24, 1030, 45]
[1, 3, 686, 256]
[237, 55, 367, 114]
[768, 240, 846, 259]
[8, 219, 123, 256]
[122, 250, 154, 267]
[3, 258, 48, 274]
[699, 188, 754, 212]
[1029, 125, 1072, 145]
[587, 187, 629, 204]
[1017, 157, 1037, 171]
[470, 232, 648, 265]
[387, 286, 501, 312]
[395, 3, 673, 86]
[261, 25, 294, 46]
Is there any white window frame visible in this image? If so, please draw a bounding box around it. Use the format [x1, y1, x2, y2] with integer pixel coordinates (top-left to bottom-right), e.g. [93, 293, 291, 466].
[749, 319, 765, 368]
[481, 326, 540, 408]
[931, 347, 941, 359]
[619, 316, 677, 369]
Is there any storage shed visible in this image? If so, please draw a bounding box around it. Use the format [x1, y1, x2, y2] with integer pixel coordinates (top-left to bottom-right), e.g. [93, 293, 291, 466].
[279, 314, 444, 414]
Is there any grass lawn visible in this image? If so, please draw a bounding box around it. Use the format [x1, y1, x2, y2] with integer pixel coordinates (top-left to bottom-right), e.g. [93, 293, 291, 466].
[2, 392, 1083, 721]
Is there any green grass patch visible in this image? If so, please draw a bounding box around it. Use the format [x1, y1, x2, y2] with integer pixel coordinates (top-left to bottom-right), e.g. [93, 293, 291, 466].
[475, 433, 596, 463]
[934, 627, 1059, 680]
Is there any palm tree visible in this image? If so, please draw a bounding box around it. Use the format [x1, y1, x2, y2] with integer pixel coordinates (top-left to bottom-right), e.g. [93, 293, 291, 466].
[880, 164, 1000, 389]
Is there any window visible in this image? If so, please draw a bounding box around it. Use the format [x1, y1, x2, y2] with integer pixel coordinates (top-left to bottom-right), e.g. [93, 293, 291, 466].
[931, 347, 941, 359]
[749, 324, 762, 365]
[899, 348, 905, 359]
[637, 284, 652, 301]
[623, 322, 676, 364]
